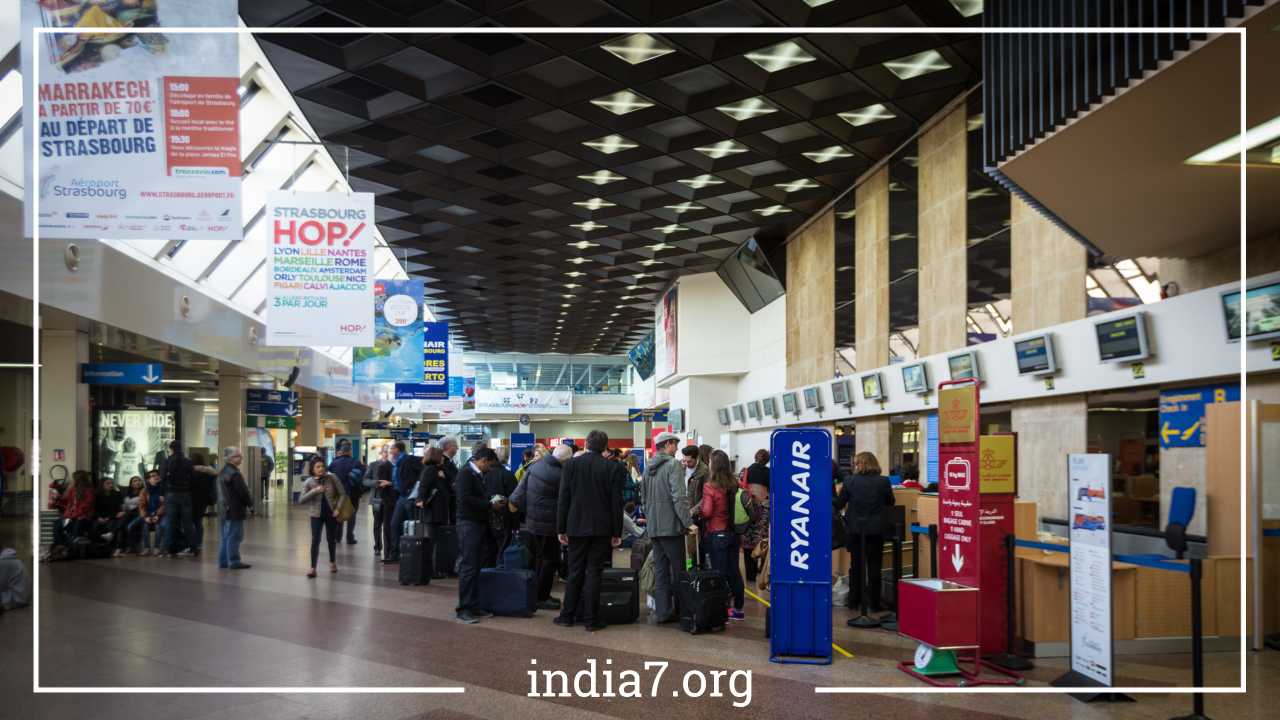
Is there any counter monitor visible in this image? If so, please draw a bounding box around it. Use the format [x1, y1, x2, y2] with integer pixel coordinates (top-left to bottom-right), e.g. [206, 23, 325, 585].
[830, 379, 851, 406]
[901, 363, 929, 394]
[947, 351, 980, 381]
[1222, 281, 1280, 342]
[1014, 333, 1057, 376]
[803, 386, 822, 411]
[781, 391, 799, 415]
[1094, 311, 1150, 363]
[861, 372, 884, 401]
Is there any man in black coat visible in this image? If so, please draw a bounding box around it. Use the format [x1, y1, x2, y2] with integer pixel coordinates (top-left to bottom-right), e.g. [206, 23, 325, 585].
[481, 445, 519, 567]
[217, 447, 252, 570]
[554, 430, 624, 632]
[439, 437, 459, 525]
[161, 442, 199, 558]
[455, 447, 501, 625]
[328, 439, 364, 545]
[510, 444, 572, 609]
[387, 441, 424, 564]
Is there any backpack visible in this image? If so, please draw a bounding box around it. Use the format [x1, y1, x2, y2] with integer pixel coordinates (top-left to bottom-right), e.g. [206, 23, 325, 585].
[345, 465, 366, 499]
[732, 489, 758, 535]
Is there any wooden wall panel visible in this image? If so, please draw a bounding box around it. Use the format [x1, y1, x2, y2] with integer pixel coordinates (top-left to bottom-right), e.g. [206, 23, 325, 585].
[785, 209, 835, 387]
[917, 106, 968, 356]
[855, 167, 890, 369]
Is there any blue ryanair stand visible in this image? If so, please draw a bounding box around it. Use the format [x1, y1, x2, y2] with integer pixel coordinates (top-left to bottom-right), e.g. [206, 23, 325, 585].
[769, 428, 833, 665]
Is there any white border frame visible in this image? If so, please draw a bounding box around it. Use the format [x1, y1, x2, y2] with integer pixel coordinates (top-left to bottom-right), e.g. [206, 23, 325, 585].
[27, 22, 1247, 697]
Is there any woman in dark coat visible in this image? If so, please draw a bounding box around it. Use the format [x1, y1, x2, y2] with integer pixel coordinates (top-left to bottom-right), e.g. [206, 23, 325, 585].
[833, 451, 895, 618]
[415, 446, 452, 526]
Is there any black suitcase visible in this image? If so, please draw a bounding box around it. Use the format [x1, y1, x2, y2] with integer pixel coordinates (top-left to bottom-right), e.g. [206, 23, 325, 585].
[398, 536, 433, 585]
[599, 568, 640, 624]
[479, 567, 537, 617]
[428, 524, 458, 576]
[677, 539, 728, 634]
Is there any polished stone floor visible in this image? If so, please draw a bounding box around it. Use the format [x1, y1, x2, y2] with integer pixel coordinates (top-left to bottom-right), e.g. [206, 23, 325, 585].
[1, 507, 1275, 719]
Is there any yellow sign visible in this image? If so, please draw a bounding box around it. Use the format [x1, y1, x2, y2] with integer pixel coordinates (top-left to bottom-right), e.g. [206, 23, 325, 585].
[939, 384, 977, 444]
[1131, 362, 1146, 379]
[980, 434, 1016, 494]
[1272, 342, 1280, 362]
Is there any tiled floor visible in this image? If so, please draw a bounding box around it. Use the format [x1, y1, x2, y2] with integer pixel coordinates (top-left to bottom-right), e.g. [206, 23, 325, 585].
[2, 509, 1276, 719]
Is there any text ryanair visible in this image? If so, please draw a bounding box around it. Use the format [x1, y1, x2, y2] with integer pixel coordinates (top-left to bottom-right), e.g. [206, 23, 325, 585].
[788, 440, 811, 571]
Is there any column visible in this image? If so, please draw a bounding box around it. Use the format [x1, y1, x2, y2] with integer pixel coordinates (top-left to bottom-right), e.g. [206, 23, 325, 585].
[299, 388, 322, 448]
[916, 106, 969, 356]
[38, 309, 90, 507]
[216, 366, 245, 456]
[1009, 196, 1088, 519]
[855, 167, 891, 463]
[785, 209, 835, 387]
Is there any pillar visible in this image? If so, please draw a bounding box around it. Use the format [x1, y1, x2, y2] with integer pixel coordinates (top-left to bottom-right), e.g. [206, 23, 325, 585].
[299, 388, 322, 448]
[854, 166, 891, 463]
[216, 366, 244, 456]
[38, 309, 90, 507]
[785, 209, 835, 387]
[1009, 196, 1088, 519]
[916, 106, 969, 356]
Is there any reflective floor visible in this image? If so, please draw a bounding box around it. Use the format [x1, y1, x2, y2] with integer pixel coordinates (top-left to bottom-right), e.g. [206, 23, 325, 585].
[1, 508, 1274, 719]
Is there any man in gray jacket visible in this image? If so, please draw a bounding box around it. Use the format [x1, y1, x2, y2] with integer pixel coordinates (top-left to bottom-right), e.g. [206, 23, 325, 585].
[640, 432, 694, 624]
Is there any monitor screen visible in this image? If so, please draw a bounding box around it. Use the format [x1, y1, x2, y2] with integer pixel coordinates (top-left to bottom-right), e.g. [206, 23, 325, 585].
[1223, 282, 1280, 342]
[803, 387, 822, 410]
[747, 400, 760, 419]
[717, 408, 730, 426]
[861, 373, 883, 401]
[1014, 334, 1056, 375]
[948, 352, 979, 381]
[830, 380, 850, 405]
[761, 397, 777, 418]
[732, 405, 746, 422]
[716, 237, 785, 314]
[901, 363, 928, 394]
[1095, 312, 1149, 363]
[782, 392, 799, 414]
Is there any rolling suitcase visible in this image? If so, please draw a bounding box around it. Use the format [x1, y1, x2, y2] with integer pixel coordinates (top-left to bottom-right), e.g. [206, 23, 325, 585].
[677, 537, 728, 635]
[599, 567, 640, 624]
[428, 524, 458, 577]
[479, 567, 537, 617]
[399, 509, 432, 585]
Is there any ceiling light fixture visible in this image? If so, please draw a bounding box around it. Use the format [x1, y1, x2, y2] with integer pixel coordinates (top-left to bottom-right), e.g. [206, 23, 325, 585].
[836, 265, 853, 272]
[677, 174, 724, 189]
[755, 205, 792, 216]
[657, 224, 688, 234]
[695, 140, 749, 159]
[161, 379, 202, 384]
[639, 260, 660, 266]
[600, 33, 676, 65]
[744, 40, 816, 73]
[1185, 115, 1280, 165]
[145, 389, 193, 395]
[649, 242, 670, 251]
[837, 208, 857, 219]
[578, 170, 625, 185]
[883, 49, 952, 80]
[839, 103, 896, 127]
[948, 0, 984, 18]
[569, 240, 599, 249]
[664, 202, 702, 213]
[803, 145, 854, 163]
[568, 257, 588, 264]
[565, 271, 585, 277]
[590, 90, 654, 115]
[570, 221, 605, 231]
[716, 97, 778, 121]
[194, 397, 219, 402]
[583, 134, 638, 154]
[776, 178, 819, 192]
[573, 198, 615, 210]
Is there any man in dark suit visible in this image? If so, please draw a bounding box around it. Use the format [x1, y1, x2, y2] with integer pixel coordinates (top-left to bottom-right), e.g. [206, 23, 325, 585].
[440, 437, 459, 525]
[386, 441, 424, 564]
[554, 430, 624, 632]
[455, 447, 500, 625]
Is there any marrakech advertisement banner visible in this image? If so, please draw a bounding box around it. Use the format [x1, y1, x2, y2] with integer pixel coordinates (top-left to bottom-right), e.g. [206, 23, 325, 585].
[474, 390, 573, 416]
[353, 279, 425, 384]
[22, 0, 242, 240]
[264, 191, 375, 347]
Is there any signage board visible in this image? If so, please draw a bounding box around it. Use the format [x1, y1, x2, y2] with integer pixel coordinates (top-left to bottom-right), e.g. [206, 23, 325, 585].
[353, 279, 425, 384]
[938, 384, 977, 444]
[628, 408, 671, 423]
[419, 321, 450, 399]
[246, 415, 296, 430]
[22, 0, 242, 240]
[979, 434, 1016, 494]
[938, 381, 981, 590]
[1157, 384, 1240, 448]
[245, 389, 299, 417]
[1067, 453, 1114, 687]
[264, 190, 375, 347]
[93, 408, 176, 487]
[509, 433, 536, 472]
[245, 389, 297, 404]
[475, 390, 572, 415]
[81, 362, 162, 385]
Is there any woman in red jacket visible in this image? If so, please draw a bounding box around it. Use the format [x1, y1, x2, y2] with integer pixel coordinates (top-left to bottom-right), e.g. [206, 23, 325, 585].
[700, 450, 746, 620]
[51, 471, 96, 552]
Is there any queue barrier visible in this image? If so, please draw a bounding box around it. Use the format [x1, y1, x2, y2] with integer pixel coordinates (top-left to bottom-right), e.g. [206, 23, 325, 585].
[908, 523, 937, 579]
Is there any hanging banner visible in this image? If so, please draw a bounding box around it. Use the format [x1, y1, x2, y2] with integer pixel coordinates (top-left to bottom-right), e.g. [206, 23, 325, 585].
[628, 331, 655, 381]
[421, 321, 450, 399]
[654, 284, 678, 381]
[475, 390, 572, 415]
[1067, 453, 1115, 687]
[22, 0, 242, 240]
[264, 191, 375, 347]
[353, 279, 425, 384]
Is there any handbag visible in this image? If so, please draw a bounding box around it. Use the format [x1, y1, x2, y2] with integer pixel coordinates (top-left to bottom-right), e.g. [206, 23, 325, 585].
[334, 493, 355, 523]
[831, 510, 848, 550]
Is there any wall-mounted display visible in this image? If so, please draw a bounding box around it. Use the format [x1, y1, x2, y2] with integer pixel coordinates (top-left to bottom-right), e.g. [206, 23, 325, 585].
[761, 397, 778, 419]
[1221, 281, 1280, 342]
[1014, 333, 1058, 376]
[717, 408, 731, 426]
[802, 386, 822, 411]
[747, 400, 761, 419]
[901, 363, 929, 394]
[861, 373, 884, 401]
[781, 391, 800, 415]
[1094, 311, 1150, 363]
[947, 351, 980, 381]
[732, 404, 745, 422]
[830, 379, 851, 406]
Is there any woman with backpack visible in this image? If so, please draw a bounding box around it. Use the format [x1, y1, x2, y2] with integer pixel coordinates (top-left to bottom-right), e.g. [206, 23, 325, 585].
[699, 450, 746, 621]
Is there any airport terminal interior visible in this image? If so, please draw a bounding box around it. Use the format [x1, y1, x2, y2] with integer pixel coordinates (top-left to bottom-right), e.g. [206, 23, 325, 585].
[2, 1, 1280, 718]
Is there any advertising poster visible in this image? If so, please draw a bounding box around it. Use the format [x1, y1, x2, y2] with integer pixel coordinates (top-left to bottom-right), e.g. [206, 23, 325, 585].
[423, 321, 450, 398]
[353, 279, 425, 384]
[22, 0, 242, 240]
[1067, 453, 1114, 687]
[450, 374, 476, 411]
[94, 409, 176, 487]
[628, 331, 655, 381]
[654, 284, 678, 381]
[264, 191, 375, 347]
[475, 390, 572, 415]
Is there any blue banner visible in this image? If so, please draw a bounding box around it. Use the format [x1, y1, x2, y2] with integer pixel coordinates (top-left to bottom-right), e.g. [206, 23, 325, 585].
[81, 363, 163, 385]
[510, 433, 536, 472]
[353, 279, 425, 384]
[769, 428, 832, 664]
[1158, 384, 1239, 448]
[420, 321, 450, 399]
[246, 389, 298, 404]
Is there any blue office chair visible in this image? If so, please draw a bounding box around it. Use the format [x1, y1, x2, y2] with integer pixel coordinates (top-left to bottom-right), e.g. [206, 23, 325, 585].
[1164, 486, 1196, 559]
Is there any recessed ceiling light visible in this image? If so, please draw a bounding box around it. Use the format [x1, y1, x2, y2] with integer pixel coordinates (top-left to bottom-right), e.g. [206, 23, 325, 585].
[590, 90, 654, 115]
[583, 134, 638, 155]
[1186, 115, 1280, 164]
[776, 178, 819, 193]
[967, 113, 984, 131]
[836, 265, 853, 271]
[569, 240, 599, 249]
[578, 170, 625, 185]
[839, 103, 896, 127]
[657, 224, 688, 234]
[883, 49, 952, 80]
[561, 303, 572, 308]
[600, 33, 676, 65]
[716, 97, 778, 121]
[890, 232, 915, 241]
[161, 379, 202, 384]
[564, 283, 580, 289]
[570, 221, 606, 232]
[803, 145, 854, 163]
[837, 208, 857, 219]
[194, 397, 219, 402]
[574, 198, 615, 210]
[755, 205, 792, 216]
[695, 140, 749, 159]
[640, 260, 660, 266]
[948, 0, 984, 18]
[744, 40, 816, 73]
[677, 174, 724, 189]
[566, 271, 585, 277]
[967, 187, 998, 200]
[663, 202, 701, 214]
[146, 389, 193, 394]
[901, 156, 919, 168]
[569, 257, 588, 264]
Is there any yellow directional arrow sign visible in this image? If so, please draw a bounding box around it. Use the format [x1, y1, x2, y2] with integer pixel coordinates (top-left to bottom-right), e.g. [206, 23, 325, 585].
[1160, 421, 1180, 445]
[1179, 419, 1201, 441]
